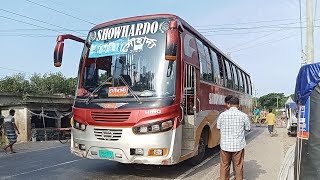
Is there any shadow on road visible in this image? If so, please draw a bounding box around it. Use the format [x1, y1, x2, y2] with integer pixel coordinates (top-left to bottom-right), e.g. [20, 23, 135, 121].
[244, 160, 267, 180]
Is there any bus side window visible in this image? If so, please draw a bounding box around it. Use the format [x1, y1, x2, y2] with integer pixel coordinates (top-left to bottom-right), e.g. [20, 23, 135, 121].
[195, 39, 212, 82]
[232, 65, 239, 91]
[238, 69, 244, 92]
[224, 59, 233, 89]
[203, 45, 213, 82]
[247, 75, 252, 95]
[243, 73, 248, 94]
[195, 39, 207, 81]
[218, 56, 226, 87]
[211, 49, 223, 86]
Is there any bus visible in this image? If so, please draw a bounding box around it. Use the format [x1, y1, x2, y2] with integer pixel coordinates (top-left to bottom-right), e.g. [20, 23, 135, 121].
[53, 14, 253, 165]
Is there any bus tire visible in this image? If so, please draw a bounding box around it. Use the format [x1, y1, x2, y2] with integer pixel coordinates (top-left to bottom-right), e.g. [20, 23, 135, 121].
[190, 129, 208, 165]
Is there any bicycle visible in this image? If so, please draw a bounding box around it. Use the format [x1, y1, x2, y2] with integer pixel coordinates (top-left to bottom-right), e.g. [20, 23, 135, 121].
[254, 117, 266, 127]
[31, 128, 71, 144]
[57, 128, 71, 144]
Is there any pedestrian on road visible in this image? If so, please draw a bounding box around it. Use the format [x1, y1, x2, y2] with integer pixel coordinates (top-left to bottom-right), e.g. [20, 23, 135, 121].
[224, 95, 233, 110]
[217, 97, 251, 180]
[266, 109, 276, 136]
[3, 109, 20, 153]
[0, 112, 4, 145]
[253, 106, 261, 123]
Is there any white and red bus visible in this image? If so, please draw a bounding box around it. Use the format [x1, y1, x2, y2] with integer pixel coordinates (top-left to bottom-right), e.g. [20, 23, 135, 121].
[53, 14, 253, 165]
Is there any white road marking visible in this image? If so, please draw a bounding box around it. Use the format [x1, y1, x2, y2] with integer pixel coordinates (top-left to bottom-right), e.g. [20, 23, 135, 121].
[0, 159, 83, 179]
[174, 129, 257, 180]
[11, 145, 66, 155]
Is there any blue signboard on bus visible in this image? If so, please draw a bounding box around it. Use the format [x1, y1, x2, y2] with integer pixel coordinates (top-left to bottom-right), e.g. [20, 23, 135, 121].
[298, 97, 310, 139]
[89, 38, 128, 58]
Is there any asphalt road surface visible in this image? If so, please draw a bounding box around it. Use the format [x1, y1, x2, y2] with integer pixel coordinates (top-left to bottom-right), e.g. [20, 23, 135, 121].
[0, 127, 262, 180]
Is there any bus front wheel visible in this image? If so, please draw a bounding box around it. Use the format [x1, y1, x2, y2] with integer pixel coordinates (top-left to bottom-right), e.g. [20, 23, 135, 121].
[190, 129, 208, 165]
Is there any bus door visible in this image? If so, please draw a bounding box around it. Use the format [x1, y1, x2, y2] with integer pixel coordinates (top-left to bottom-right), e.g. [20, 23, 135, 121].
[182, 64, 199, 154]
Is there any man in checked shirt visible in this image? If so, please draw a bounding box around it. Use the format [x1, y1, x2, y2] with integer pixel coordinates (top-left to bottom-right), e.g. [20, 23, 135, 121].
[217, 96, 251, 180]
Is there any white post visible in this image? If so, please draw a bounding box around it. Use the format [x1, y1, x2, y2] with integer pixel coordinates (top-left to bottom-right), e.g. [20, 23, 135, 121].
[41, 107, 47, 141]
[306, 0, 314, 64]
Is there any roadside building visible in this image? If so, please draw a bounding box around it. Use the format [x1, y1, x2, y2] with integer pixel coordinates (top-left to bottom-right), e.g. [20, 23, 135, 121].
[0, 93, 73, 142]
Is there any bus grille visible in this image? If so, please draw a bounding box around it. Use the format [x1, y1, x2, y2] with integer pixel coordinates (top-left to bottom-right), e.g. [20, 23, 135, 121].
[94, 128, 122, 141]
[91, 111, 131, 122]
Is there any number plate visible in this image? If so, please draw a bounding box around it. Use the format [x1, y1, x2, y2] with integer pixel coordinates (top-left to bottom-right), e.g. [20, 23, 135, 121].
[98, 149, 114, 159]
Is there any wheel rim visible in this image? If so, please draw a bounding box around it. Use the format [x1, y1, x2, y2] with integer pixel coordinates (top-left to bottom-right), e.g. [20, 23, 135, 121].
[198, 134, 205, 154]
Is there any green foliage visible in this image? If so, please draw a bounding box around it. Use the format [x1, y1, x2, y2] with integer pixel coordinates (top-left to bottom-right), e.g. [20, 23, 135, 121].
[258, 93, 287, 110]
[0, 74, 31, 94]
[0, 73, 77, 96]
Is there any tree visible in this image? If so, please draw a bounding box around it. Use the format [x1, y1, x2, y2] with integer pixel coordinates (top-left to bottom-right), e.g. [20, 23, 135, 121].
[0, 74, 31, 94]
[0, 72, 77, 96]
[258, 93, 286, 110]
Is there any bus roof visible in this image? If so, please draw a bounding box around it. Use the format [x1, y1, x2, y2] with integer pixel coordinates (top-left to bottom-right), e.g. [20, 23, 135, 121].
[90, 14, 250, 76]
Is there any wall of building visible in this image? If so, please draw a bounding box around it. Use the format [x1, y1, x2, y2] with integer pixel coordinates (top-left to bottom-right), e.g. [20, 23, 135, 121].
[0, 93, 73, 143]
[1, 106, 28, 142]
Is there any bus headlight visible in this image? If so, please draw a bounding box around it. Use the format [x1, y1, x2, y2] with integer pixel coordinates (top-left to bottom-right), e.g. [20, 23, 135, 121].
[133, 120, 174, 134]
[73, 120, 87, 131]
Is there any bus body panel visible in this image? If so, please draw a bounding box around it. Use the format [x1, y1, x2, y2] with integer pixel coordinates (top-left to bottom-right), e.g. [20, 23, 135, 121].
[71, 125, 183, 165]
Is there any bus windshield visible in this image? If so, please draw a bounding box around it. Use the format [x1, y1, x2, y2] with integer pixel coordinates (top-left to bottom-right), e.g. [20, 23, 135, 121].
[76, 18, 176, 101]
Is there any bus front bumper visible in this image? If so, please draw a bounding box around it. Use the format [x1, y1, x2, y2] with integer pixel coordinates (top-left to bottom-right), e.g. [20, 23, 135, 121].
[71, 125, 181, 165]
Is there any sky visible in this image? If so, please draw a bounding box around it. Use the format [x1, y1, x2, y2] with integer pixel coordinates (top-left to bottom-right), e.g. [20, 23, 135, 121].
[0, 0, 318, 97]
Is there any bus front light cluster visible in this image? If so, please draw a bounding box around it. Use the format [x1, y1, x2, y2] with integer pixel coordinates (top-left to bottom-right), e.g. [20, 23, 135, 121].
[73, 120, 87, 131]
[133, 120, 173, 134]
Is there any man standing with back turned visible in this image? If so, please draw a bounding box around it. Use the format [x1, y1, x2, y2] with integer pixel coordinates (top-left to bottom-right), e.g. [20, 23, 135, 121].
[217, 97, 251, 180]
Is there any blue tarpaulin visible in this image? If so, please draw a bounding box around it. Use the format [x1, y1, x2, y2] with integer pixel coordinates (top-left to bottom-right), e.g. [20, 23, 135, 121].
[294, 62, 320, 105]
[294, 62, 320, 179]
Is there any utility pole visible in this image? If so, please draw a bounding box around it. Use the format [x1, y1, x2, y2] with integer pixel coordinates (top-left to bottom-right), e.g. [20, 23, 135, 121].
[253, 84, 258, 107]
[306, 0, 314, 64]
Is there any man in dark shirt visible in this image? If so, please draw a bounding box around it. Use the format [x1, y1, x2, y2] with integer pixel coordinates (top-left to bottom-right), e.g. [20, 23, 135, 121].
[3, 109, 20, 153]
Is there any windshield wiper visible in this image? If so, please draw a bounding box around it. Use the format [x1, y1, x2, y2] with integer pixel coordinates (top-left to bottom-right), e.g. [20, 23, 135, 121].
[119, 75, 142, 104]
[85, 77, 112, 104]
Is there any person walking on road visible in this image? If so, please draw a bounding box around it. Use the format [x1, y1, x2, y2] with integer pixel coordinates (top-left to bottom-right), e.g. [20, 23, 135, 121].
[253, 106, 261, 123]
[266, 109, 276, 136]
[224, 95, 233, 110]
[0, 112, 4, 145]
[217, 97, 251, 180]
[3, 109, 20, 153]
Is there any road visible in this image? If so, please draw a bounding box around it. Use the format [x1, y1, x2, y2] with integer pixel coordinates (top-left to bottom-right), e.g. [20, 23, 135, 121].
[0, 127, 263, 180]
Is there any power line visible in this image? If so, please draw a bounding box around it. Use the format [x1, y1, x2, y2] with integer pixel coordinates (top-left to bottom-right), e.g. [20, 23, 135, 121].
[0, 15, 65, 34]
[0, 66, 33, 74]
[194, 18, 302, 27]
[39, 0, 106, 23]
[197, 21, 306, 31]
[229, 31, 298, 53]
[25, 0, 96, 25]
[0, 34, 86, 38]
[0, 9, 86, 35]
[202, 28, 295, 36]
[0, 28, 88, 32]
[225, 29, 285, 51]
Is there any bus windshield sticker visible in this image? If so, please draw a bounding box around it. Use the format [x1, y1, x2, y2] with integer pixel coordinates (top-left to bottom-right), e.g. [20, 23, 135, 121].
[108, 86, 129, 97]
[89, 38, 128, 58]
[122, 36, 157, 53]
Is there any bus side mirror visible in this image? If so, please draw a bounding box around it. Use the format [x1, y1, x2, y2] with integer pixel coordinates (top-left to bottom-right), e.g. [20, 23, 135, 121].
[54, 38, 64, 67]
[165, 20, 181, 61]
[53, 34, 85, 67]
